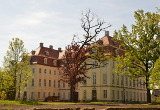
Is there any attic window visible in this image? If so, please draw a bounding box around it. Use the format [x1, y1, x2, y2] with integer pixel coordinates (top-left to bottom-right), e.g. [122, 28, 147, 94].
[53, 60, 57, 66]
[115, 48, 119, 56]
[45, 51, 49, 56]
[44, 58, 47, 64]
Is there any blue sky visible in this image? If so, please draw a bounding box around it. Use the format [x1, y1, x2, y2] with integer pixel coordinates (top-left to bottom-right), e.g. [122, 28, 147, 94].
[0, 0, 159, 67]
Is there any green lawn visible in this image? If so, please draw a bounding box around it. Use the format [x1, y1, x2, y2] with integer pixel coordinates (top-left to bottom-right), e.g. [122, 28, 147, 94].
[0, 100, 40, 105]
[1, 100, 159, 106]
[0, 100, 110, 105]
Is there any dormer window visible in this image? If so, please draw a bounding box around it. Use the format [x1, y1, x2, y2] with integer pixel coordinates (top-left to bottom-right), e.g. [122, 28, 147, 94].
[45, 51, 49, 56]
[115, 48, 119, 56]
[44, 58, 47, 64]
[53, 60, 57, 66]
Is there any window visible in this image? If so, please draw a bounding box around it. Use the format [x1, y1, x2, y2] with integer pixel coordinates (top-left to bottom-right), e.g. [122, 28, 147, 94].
[32, 79, 34, 86]
[45, 51, 49, 56]
[137, 93, 139, 101]
[143, 81, 145, 89]
[54, 80, 56, 88]
[58, 93, 60, 98]
[53, 60, 57, 66]
[59, 70, 61, 75]
[31, 92, 34, 100]
[130, 92, 132, 101]
[63, 93, 65, 99]
[133, 80, 135, 87]
[83, 90, 86, 99]
[54, 70, 56, 75]
[137, 79, 139, 87]
[93, 61, 98, 68]
[43, 92, 46, 98]
[103, 74, 107, 84]
[129, 79, 132, 86]
[48, 92, 50, 96]
[68, 92, 70, 99]
[121, 76, 124, 86]
[58, 81, 60, 88]
[112, 74, 115, 84]
[115, 48, 119, 56]
[38, 92, 40, 98]
[117, 91, 119, 99]
[117, 75, 119, 85]
[140, 79, 142, 88]
[53, 93, 55, 96]
[39, 68, 41, 73]
[121, 91, 123, 99]
[49, 80, 51, 87]
[133, 92, 136, 101]
[83, 77, 87, 85]
[125, 77, 128, 86]
[39, 79, 41, 86]
[63, 83, 65, 88]
[93, 74, 96, 84]
[112, 90, 115, 99]
[44, 69, 47, 73]
[49, 70, 51, 74]
[126, 91, 128, 101]
[112, 61, 115, 68]
[44, 58, 47, 64]
[103, 90, 107, 98]
[44, 79, 46, 86]
[32, 68, 35, 74]
[140, 93, 142, 101]
[102, 61, 108, 67]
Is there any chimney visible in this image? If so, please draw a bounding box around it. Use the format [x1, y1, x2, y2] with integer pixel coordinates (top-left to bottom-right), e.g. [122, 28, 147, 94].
[49, 45, 53, 49]
[105, 31, 109, 36]
[40, 43, 43, 47]
[58, 47, 62, 52]
[31, 50, 36, 55]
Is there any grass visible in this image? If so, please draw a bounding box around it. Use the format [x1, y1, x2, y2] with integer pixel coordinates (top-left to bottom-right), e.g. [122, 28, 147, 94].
[1, 100, 160, 106]
[40, 102, 77, 105]
[0, 100, 40, 105]
[0, 100, 21, 105]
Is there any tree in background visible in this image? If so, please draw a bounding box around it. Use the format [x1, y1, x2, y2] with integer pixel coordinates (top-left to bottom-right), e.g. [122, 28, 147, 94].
[0, 68, 12, 99]
[3, 38, 31, 100]
[60, 10, 111, 102]
[114, 9, 160, 103]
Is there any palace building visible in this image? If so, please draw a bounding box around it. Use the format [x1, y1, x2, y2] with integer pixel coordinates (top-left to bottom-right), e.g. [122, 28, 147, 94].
[21, 31, 147, 103]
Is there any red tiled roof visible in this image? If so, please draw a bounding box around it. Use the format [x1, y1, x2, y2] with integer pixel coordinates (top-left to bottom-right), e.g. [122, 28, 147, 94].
[29, 35, 124, 67]
[29, 45, 62, 67]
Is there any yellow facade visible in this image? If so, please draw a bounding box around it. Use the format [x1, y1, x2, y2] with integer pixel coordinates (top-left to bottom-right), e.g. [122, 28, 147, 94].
[78, 59, 147, 102]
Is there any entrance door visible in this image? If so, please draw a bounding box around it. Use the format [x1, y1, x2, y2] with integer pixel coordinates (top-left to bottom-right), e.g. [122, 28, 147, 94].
[23, 91, 27, 100]
[92, 90, 97, 101]
[74, 92, 78, 102]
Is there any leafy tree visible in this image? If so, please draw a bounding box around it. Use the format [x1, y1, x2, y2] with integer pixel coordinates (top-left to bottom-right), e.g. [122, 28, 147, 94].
[0, 68, 12, 99]
[60, 10, 111, 102]
[3, 38, 31, 100]
[114, 9, 160, 103]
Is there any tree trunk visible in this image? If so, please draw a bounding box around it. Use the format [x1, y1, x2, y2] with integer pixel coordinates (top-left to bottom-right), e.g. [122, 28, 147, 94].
[146, 76, 151, 103]
[70, 86, 76, 102]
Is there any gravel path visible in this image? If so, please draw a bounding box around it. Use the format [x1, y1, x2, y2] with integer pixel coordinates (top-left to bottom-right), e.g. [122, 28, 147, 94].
[0, 104, 160, 110]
